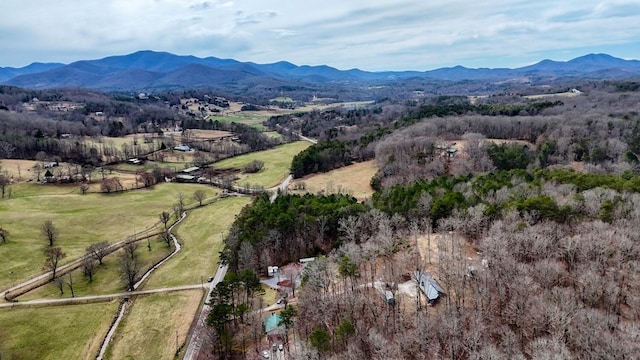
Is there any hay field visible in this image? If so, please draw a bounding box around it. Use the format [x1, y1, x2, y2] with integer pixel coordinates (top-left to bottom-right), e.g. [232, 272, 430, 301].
[288, 160, 378, 200]
[106, 290, 203, 360]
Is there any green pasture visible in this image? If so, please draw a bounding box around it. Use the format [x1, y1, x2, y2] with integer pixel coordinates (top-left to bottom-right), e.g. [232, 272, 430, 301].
[263, 131, 284, 139]
[0, 301, 118, 360]
[106, 290, 203, 360]
[213, 141, 310, 188]
[18, 239, 173, 300]
[209, 115, 268, 131]
[144, 196, 252, 288]
[0, 182, 218, 290]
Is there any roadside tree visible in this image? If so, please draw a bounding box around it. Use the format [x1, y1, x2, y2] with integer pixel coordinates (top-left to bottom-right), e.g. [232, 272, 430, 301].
[86, 241, 110, 265]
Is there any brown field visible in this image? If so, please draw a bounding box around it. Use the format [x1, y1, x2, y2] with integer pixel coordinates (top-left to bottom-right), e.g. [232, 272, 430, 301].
[288, 160, 378, 201]
[0, 159, 41, 181]
[107, 290, 204, 360]
[187, 129, 233, 139]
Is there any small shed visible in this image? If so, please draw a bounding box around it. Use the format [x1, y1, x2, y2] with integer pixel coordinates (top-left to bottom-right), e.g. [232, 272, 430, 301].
[415, 271, 446, 304]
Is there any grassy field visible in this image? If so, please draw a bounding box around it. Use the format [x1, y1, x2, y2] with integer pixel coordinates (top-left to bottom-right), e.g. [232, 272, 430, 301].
[262, 284, 279, 305]
[79, 136, 162, 152]
[18, 239, 174, 300]
[213, 141, 311, 188]
[0, 182, 218, 290]
[289, 160, 378, 200]
[144, 196, 252, 288]
[0, 301, 118, 359]
[210, 114, 268, 131]
[106, 290, 203, 360]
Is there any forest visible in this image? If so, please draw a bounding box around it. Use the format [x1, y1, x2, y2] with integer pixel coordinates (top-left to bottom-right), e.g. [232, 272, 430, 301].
[213, 82, 640, 359]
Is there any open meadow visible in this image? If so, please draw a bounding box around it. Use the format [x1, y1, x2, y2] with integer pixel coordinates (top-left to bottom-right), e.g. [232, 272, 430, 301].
[289, 160, 378, 200]
[214, 141, 311, 188]
[144, 196, 252, 288]
[0, 301, 118, 360]
[209, 114, 268, 131]
[105, 290, 203, 360]
[17, 238, 174, 300]
[0, 182, 218, 290]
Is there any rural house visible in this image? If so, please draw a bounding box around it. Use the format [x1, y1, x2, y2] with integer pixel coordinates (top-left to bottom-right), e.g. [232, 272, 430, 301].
[415, 271, 446, 304]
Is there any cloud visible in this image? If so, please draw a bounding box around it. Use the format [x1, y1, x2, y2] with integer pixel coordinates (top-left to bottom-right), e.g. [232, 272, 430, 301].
[0, 0, 638, 70]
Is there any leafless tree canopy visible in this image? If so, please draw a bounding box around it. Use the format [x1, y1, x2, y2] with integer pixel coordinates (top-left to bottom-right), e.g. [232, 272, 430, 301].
[41, 220, 58, 246]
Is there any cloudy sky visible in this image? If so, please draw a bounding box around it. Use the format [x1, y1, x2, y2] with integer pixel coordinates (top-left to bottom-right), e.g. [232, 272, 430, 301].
[1, 0, 639, 71]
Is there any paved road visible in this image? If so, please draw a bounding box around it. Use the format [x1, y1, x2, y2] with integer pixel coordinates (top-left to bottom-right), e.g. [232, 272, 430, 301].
[183, 264, 228, 360]
[298, 134, 318, 144]
[0, 284, 205, 308]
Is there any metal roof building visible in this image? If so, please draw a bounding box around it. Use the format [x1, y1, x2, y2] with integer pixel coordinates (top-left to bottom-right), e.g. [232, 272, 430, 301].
[415, 271, 446, 304]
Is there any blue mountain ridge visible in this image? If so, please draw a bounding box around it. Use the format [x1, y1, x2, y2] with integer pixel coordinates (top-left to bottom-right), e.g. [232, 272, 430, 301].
[2, 50, 639, 90]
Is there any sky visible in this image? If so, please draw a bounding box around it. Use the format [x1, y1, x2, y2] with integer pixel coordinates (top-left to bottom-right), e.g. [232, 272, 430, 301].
[1, 0, 639, 71]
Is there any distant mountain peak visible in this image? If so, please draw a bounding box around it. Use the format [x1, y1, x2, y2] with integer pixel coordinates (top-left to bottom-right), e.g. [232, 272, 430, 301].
[2, 50, 639, 90]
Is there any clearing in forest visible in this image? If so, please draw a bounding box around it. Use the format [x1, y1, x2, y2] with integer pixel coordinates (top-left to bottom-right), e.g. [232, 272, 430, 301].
[288, 160, 378, 200]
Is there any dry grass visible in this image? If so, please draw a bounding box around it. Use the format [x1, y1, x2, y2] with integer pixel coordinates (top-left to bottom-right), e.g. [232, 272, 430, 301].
[288, 160, 378, 200]
[415, 233, 442, 275]
[0, 159, 41, 181]
[106, 290, 204, 360]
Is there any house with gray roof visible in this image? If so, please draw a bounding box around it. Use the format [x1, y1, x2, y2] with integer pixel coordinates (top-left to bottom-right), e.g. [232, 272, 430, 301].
[415, 271, 446, 304]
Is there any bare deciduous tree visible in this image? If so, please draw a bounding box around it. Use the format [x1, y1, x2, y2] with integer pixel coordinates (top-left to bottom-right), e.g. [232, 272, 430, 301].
[65, 273, 75, 297]
[120, 252, 141, 291]
[160, 211, 171, 229]
[0, 226, 9, 244]
[42, 220, 58, 246]
[43, 246, 66, 280]
[193, 189, 206, 206]
[79, 182, 90, 195]
[82, 257, 97, 282]
[158, 231, 172, 248]
[176, 192, 186, 215]
[86, 241, 110, 265]
[0, 172, 9, 198]
[54, 276, 65, 295]
[123, 240, 139, 259]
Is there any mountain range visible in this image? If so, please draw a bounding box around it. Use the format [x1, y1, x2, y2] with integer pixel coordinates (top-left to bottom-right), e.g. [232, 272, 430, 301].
[1, 51, 639, 91]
